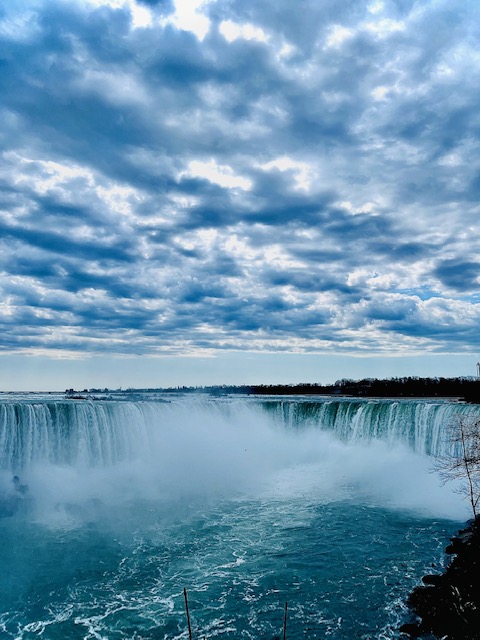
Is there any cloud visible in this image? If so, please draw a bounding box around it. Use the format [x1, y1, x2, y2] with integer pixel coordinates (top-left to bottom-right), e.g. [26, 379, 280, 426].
[0, 0, 479, 363]
[434, 259, 480, 292]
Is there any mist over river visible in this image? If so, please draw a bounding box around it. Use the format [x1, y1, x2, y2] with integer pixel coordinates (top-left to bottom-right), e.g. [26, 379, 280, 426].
[1, 394, 478, 639]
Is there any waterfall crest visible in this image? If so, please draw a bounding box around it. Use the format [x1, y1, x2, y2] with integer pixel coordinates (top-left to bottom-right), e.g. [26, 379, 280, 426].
[1, 396, 479, 471]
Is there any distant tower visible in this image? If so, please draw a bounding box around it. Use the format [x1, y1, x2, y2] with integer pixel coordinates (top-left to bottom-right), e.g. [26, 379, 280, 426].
[477, 361, 480, 378]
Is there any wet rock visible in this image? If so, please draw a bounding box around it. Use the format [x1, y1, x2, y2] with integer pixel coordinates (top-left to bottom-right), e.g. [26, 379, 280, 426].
[401, 517, 480, 639]
[399, 622, 423, 637]
[421, 574, 443, 586]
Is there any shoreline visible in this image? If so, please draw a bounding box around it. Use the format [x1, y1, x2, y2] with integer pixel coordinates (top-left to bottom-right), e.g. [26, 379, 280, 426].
[400, 517, 480, 639]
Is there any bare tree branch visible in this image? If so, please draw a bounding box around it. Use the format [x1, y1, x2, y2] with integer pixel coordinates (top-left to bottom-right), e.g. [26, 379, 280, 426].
[434, 416, 480, 520]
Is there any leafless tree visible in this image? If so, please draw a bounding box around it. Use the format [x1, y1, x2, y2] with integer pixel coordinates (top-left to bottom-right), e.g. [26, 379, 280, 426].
[435, 415, 480, 521]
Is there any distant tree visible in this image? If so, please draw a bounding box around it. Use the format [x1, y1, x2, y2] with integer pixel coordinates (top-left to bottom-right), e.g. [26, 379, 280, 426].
[436, 416, 480, 520]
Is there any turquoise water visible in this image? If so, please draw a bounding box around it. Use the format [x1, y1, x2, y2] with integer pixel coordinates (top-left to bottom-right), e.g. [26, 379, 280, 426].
[0, 395, 474, 639]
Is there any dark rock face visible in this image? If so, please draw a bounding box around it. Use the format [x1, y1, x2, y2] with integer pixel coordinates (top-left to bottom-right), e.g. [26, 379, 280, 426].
[400, 518, 480, 639]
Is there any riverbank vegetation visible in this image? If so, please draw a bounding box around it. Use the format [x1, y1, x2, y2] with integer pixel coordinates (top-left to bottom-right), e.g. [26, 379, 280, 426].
[72, 377, 480, 402]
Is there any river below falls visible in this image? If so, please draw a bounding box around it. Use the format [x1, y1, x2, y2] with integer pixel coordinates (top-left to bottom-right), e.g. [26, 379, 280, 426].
[0, 477, 463, 639]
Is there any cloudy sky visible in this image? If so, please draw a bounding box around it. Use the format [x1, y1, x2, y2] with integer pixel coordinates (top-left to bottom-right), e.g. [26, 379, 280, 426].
[0, 0, 479, 390]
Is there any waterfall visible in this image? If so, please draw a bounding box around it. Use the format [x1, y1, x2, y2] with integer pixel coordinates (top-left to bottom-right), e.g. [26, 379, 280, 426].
[257, 398, 480, 456]
[0, 401, 160, 471]
[1, 396, 479, 472]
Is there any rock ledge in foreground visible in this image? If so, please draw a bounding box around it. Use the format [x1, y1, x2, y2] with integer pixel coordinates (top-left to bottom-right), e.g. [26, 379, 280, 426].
[400, 517, 480, 639]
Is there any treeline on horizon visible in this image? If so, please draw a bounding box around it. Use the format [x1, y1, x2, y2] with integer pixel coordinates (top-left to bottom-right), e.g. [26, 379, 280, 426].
[75, 376, 480, 402]
[246, 377, 480, 401]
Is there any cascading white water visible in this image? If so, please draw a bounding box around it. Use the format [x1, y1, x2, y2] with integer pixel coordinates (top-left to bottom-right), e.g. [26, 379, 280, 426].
[1, 396, 478, 471]
[0, 401, 158, 469]
[257, 397, 480, 456]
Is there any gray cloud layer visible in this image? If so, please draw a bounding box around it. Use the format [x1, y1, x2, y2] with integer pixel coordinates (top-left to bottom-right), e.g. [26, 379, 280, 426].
[1, 0, 479, 358]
